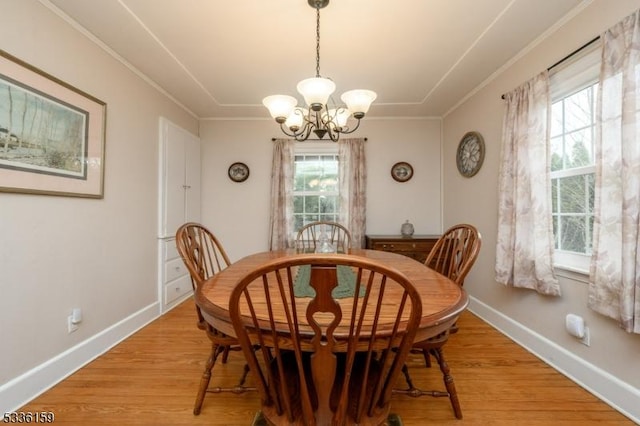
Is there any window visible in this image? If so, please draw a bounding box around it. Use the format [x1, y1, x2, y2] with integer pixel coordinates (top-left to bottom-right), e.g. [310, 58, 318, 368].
[293, 147, 339, 232]
[549, 45, 600, 272]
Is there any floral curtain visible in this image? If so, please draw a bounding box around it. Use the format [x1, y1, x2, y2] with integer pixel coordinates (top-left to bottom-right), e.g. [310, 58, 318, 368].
[338, 138, 367, 248]
[589, 10, 640, 333]
[495, 71, 561, 296]
[268, 139, 295, 250]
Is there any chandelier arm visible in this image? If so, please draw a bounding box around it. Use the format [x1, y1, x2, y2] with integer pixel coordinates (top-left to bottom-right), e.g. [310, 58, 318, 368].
[315, 110, 337, 140]
[337, 118, 362, 135]
[326, 124, 339, 142]
[278, 122, 299, 138]
[295, 120, 314, 141]
[278, 119, 315, 140]
[318, 107, 335, 129]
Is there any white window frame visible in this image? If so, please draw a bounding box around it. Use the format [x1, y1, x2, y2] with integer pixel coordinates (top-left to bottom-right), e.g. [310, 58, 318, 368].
[292, 142, 339, 234]
[549, 43, 600, 275]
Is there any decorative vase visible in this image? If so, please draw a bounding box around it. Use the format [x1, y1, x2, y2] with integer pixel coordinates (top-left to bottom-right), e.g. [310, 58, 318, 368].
[315, 230, 337, 253]
[401, 220, 414, 237]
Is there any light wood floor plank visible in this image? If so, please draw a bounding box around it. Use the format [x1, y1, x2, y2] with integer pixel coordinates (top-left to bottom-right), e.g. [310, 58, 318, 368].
[19, 299, 634, 425]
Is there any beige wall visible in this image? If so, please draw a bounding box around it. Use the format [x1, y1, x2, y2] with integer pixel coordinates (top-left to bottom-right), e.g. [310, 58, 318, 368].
[3, 0, 640, 421]
[199, 117, 443, 261]
[443, 0, 640, 421]
[0, 0, 197, 410]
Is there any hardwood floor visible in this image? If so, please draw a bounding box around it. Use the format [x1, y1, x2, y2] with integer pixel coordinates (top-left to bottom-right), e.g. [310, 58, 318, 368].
[19, 299, 633, 425]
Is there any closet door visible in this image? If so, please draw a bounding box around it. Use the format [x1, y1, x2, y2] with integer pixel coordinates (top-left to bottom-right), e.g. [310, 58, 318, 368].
[159, 118, 200, 238]
[158, 117, 201, 312]
[183, 134, 201, 225]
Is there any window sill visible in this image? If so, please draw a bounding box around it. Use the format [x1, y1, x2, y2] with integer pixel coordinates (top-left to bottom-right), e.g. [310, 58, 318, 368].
[553, 263, 589, 283]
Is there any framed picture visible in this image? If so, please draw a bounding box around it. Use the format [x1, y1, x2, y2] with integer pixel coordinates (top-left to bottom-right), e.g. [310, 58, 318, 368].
[228, 162, 250, 182]
[0, 50, 106, 198]
[391, 161, 414, 182]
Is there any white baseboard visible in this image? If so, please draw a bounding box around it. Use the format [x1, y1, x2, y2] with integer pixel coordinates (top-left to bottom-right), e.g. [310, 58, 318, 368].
[0, 302, 160, 414]
[468, 296, 640, 424]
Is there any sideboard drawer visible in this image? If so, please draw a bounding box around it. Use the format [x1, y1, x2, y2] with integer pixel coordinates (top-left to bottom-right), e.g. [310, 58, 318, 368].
[365, 235, 439, 263]
[370, 240, 432, 252]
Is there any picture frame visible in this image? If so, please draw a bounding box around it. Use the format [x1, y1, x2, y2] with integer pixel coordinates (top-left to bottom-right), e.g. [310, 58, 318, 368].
[228, 162, 250, 182]
[0, 50, 106, 198]
[391, 161, 414, 182]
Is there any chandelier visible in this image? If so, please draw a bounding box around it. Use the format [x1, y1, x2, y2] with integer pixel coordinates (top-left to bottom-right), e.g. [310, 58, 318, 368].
[262, 0, 376, 142]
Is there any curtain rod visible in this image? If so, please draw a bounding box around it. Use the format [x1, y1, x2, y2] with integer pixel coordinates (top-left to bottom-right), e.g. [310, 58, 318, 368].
[501, 36, 600, 100]
[271, 137, 368, 141]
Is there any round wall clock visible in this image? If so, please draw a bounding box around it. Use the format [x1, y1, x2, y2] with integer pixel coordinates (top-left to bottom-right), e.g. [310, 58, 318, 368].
[391, 162, 414, 182]
[456, 131, 485, 177]
[228, 162, 250, 182]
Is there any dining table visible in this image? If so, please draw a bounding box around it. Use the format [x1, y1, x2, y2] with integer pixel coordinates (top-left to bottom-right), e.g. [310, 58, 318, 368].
[195, 248, 469, 347]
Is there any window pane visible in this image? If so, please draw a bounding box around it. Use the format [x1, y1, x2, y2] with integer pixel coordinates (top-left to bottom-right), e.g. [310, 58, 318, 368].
[294, 170, 305, 191]
[550, 137, 563, 172]
[551, 102, 563, 138]
[560, 216, 587, 253]
[319, 176, 338, 192]
[551, 178, 558, 212]
[293, 195, 304, 213]
[565, 129, 593, 167]
[319, 195, 337, 213]
[320, 213, 338, 222]
[565, 87, 594, 132]
[304, 166, 322, 191]
[559, 175, 586, 213]
[306, 195, 319, 212]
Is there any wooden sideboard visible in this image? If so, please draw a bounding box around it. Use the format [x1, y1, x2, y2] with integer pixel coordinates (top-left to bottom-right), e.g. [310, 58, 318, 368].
[365, 234, 440, 263]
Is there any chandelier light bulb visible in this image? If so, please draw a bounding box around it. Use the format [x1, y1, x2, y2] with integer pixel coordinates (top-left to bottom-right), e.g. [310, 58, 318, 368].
[285, 108, 307, 131]
[262, 95, 297, 122]
[323, 108, 351, 129]
[296, 77, 336, 111]
[340, 90, 377, 117]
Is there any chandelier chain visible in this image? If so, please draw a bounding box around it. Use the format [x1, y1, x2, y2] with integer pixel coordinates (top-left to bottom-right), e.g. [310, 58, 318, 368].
[315, 6, 321, 78]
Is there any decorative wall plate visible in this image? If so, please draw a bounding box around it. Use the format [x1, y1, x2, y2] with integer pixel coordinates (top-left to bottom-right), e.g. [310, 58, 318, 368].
[456, 131, 485, 177]
[391, 162, 414, 182]
[228, 162, 250, 182]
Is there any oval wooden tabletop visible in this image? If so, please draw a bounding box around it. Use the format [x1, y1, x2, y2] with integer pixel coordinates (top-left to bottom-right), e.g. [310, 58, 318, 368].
[195, 249, 469, 344]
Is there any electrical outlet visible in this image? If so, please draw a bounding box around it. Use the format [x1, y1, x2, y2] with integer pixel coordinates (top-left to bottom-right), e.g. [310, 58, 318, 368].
[579, 326, 590, 346]
[68, 315, 79, 333]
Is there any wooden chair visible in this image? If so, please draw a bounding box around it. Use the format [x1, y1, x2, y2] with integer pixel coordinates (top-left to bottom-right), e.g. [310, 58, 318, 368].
[296, 221, 352, 253]
[175, 222, 252, 415]
[226, 253, 422, 426]
[396, 224, 481, 419]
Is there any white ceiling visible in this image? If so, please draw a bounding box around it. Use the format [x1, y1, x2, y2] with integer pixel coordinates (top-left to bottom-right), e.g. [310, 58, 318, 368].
[45, 0, 585, 119]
